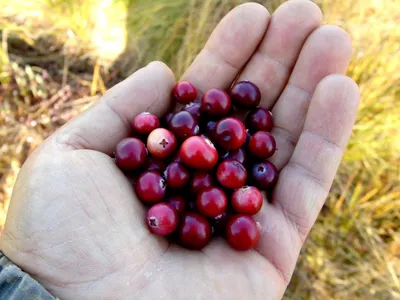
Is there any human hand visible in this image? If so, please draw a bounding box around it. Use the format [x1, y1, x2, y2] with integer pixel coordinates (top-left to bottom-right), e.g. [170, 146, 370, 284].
[1, 1, 359, 299]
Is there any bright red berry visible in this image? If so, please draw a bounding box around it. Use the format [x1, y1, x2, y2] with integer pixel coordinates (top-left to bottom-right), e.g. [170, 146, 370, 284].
[214, 118, 246, 150]
[196, 187, 228, 217]
[248, 131, 276, 159]
[221, 148, 246, 165]
[179, 213, 212, 249]
[115, 138, 147, 170]
[147, 128, 177, 159]
[190, 173, 214, 194]
[132, 112, 160, 136]
[251, 161, 278, 189]
[164, 162, 190, 189]
[231, 186, 263, 215]
[146, 203, 178, 236]
[135, 171, 166, 203]
[201, 88, 231, 117]
[230, 81, 261, 109]
[182, 102, 202, 120]
[246, 107, 273, 132]
[166, 195, 186, 216]
[169, 111, 199, 140]
[217, 160, 247, 189]
[172, 81, 198, 104]
[180, 136, 218, 170]
[226, 214, 260, 251]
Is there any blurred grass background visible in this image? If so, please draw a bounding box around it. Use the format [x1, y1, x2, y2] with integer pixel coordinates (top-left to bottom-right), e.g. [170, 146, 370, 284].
[0, 0, 399, 298]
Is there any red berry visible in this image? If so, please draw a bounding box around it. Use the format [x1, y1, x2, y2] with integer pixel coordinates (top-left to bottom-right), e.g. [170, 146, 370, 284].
[214, 118, 246, 150]
[230, 81, 261, 109]
[182, 102, 201, 120]
[166, 195, 186, 216]
[169, 111, 199, 140]
[132, 112, 160, 136]
[144, 157, 166, 173]
[164, 162, 190, 189]
[135, 171, 166, 203]
[196, 187, 228, 217]
[210, 212, 230, 236]
[190, 173, 214, 194]
[217, 160, 247, 189]
[179, 212, 212, 249]
[251, 161, 278, 189]
[248, 131, 276, 159]
[180, 136, 218, 170]
[163, 112, 174, 126]
[147, 128, 177, 159]
[226, 214, 260, 251]
[201, 88, 231, 117]
[146, 203, 178, 236]
[221, 148, 246, 165]
[115, 138, 147, 170]
[231, 186, 263, 215]
[172, 81, 197, 104]
[246, 107, 273, 132]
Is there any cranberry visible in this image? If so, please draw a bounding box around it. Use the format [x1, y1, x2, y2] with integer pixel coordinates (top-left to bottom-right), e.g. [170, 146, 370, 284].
[210, 212, 230, 236]
[231, 186, 263, 215]
[217, 160, 247, 189]
[221, 148, 246, 165]
[248, 131, 276, 159]
[201, 88, 231, 117]
[214, 118, 246, 150]
[251, 161, 279, 189]
[144, 157, 166, 173]
[179, 212, 212, 249]
[196, 187, 227, 217]
[190, 173, 214, 194]
[246, 108, 273, 133]
[146, 203, 178, 236]
[135, 171, 166, 203]
[230, 81, 261, 109]
[147, 128, 177, 159]
[180, 136, 218, 170]
[172, 81, 197, 104]
[182, 102, 202, 120]
[163, 112, 174, 126]
[169, 111, 199, 140]
[166, 195, 186, 216]
[115, 138, 147, 170]
[204, 120, 217, 137]
[226, 214, 260, 251]
[132, 112, 160, 136]
[164, 162, 190, 189]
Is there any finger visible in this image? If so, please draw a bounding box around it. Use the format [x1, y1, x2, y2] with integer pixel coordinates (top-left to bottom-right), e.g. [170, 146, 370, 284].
[53, 62, 175, 154]
[270, 25, 353, 169]
[236, 0, 322, 108]
[181, 3, 270, 93]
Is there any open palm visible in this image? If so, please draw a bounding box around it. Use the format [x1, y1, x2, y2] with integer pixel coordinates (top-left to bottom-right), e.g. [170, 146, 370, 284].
[1, 1, 359, 299]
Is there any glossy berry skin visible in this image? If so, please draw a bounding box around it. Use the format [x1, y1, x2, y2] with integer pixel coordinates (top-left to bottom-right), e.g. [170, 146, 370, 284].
[214, 118, 246, 150]
[115, 138, 147, 170]
[201, 88, 231, 117]
[172, 81, 198, 104]
[251, 160, 279, 189]
[146, 203, 178, 236]
[179, 212, 212, 250]
[230, 81, 261, 109]
[196, 187, 228, 217]
[169, 111, 199, 140]
[246, 107, 273, 133]
[221, 148, 246, 165]
[210, 212, 230, 236]
[248, 131, 276, 159]
[190, 173, 214, 194]
[226, 214, 260, 251]
[166, 196, 186, 217]
[231, 186, 263, 215]
[163, 112, 175, 126]
[180, 136, 218, 170]
[147, 128, 177, 159]
[164, 162, 190, 189]
[135, 171, 166, 203]
[132, 112, 160, 136]
[144, 157, 166, 173]
[217, 160, 247, 189]
[182, 102, 202, 120]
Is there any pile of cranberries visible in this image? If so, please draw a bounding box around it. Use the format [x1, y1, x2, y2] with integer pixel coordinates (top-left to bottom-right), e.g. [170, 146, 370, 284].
[114, 80, 278, 251]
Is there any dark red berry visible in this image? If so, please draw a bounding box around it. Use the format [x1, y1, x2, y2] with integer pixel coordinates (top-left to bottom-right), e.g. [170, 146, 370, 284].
[196, 187, 227, 217]
[246, 107, 273, 132]
[201, 88, 231, 117]
[172, 81, 197, 104]
[230, 81, 261, 109]
[204, 120, 217, 138]
[248, 131, 276, 159]
[231, 186, 263, 215]
[180, 136, 218, 170]
[163, 112, 174, 126]
[144, 157, 166, 173]
[164, 162, 190, 189]
[251, 161, 278, 189]
[166, 195, 186, 216]
[182, 102, 202, 120]
[146, 203, 178, 236]
[171, 151, 182, 163]
[115, 138, 147, 170]
[214, 118, 246, 150]
[190, 173, 214, 194]
[221, 148, 246, 165]
[210, 212, 230, 236]
[169, 111, 199, 140]
[135, 171, 166, 203]
[226, 214, 260, 251]
[217, 160, 247, 189]
[179, 212, 212, 249]
[132, 112, 160, 136]
[147, 128, 177, 159]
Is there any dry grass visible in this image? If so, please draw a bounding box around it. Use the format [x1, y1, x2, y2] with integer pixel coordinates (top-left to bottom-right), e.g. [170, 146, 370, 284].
[0, 0, 399, 298]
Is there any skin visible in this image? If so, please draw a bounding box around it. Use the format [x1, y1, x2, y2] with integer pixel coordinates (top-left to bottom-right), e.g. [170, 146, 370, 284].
[0, 1, 359, 299]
